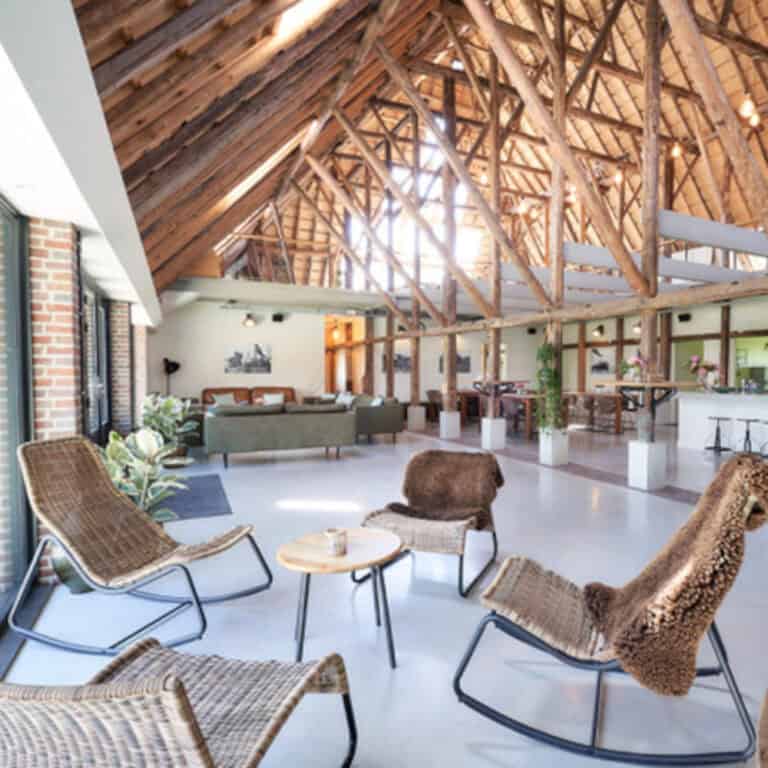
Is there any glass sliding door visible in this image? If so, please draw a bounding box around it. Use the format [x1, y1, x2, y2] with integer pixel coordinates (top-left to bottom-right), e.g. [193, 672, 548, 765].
[82, 290, 111, 444]
[0, 197, 32, 606]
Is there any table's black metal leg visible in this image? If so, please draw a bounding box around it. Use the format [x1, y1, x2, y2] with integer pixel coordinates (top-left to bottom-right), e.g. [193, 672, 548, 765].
[295, 573, 311, 662]
[374, 566, 397, 668]
[372, 568, 381, 627]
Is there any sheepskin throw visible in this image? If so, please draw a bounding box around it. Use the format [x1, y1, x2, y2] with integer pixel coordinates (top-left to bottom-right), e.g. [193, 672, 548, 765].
[390, 450, 505, 531]
[584, 454, 768, 696]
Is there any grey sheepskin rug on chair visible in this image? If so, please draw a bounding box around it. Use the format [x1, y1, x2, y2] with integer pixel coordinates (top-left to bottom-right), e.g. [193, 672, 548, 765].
[584, 454, 768, 696]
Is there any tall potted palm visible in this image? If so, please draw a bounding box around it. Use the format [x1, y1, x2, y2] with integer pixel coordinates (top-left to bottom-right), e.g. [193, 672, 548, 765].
[537, 342, 568, 466]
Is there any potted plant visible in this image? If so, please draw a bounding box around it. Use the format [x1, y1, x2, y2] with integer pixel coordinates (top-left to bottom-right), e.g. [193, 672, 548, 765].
[53, 428, 188, 593]
[537, 342, 568, 466]
[141, 394, 199, 458]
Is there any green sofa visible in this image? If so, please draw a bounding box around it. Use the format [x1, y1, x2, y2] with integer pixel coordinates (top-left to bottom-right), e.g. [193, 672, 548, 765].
[353, 396, 404, 443]
[204, 404, 356, 467]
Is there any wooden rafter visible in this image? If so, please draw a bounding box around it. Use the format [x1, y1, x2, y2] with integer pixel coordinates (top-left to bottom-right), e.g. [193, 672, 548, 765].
[463, 0, 651, 297]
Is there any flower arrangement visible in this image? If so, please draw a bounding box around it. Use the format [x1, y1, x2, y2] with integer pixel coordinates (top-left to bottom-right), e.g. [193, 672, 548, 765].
[689, 355, 720, 389]
[620, 354, 648, 381]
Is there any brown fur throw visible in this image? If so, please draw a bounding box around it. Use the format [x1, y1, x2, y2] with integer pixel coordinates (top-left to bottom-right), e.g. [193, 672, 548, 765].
[391, 450, 504, 531]
[584, 454, 768, 696]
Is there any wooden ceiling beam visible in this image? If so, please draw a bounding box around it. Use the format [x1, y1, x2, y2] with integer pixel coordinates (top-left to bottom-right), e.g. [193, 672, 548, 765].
[290, 180, 413, 327]
[376, 40, 552, 307]
[272, 0, 405, 204]
[333, 106, 497, 318]
[105, 0, 294, 151]
[94, 0, 297, 98]
[659, 0, 768, 230]
[119, 0, 369, 180]
[306, 155, 447, 324]
[463, 0, 651, 297]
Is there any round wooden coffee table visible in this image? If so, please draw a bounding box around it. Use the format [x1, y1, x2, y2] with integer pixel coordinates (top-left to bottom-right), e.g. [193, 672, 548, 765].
[277, 528, 402, 668]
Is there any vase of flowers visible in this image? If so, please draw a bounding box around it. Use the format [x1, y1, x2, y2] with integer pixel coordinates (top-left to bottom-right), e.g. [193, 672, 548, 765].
[620, 354, 648, 382]
[689, 355, 720, 391]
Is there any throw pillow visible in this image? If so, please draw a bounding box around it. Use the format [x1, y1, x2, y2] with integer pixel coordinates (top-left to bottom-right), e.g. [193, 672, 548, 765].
[320, 393, 336, 401]
[371, 396, 384, 406]
[263, 393, 285, 406]
[212, 393, 236, 406]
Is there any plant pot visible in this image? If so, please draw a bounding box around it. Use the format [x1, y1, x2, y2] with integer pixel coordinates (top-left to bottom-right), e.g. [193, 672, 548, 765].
[539, 428, 569, 466]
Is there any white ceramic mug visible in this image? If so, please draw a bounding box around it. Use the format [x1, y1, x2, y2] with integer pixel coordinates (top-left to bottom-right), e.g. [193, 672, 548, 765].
[324, 528, 347, 556]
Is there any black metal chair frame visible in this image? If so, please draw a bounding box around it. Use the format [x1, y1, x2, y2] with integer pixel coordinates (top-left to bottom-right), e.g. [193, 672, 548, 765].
[10, 533, 273, 656]
[453, 611, 756, 766]
[350, 529, 498, 598]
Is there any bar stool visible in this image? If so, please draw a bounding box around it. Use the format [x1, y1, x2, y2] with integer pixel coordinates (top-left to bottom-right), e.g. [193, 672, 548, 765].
[706, 416, 732, 454]
[738, 418, 760, 453]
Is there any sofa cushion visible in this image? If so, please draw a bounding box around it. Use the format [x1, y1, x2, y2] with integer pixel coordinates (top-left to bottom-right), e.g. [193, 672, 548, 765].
[251, 386, 296, 403]
[202, 387, 251, 405]
[211, 404, 284, 416]
[262, 393, 285, 406]
[336, 392, 356, 408]
[370, 396, 384, 407]
[212, 393, 236, 406]
[285, 403, 347, 414]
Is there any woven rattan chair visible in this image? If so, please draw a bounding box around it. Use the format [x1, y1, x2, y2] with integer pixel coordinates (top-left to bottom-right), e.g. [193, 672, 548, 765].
[353, 450, 502, 597]
[454, 454, 768, 765]
[0, 638, 357, 767]
[11, 436, 273, 655]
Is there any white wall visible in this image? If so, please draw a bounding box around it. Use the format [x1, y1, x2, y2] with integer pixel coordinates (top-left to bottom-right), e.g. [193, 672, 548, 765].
[147, 302, 325, 400]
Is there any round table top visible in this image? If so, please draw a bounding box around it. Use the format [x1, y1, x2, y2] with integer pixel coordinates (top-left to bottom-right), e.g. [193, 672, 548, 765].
[276, 527, 402, 575]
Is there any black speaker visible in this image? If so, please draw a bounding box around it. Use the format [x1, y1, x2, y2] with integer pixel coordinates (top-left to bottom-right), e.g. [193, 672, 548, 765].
[527, 327, 537, 335]
[678, 312, 692, 323]
[272, 313, 284, 323]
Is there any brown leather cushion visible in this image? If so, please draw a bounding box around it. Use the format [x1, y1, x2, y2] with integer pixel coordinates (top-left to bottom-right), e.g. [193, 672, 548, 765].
[201, 387, 251, 405]
[250, 386, 296, 403]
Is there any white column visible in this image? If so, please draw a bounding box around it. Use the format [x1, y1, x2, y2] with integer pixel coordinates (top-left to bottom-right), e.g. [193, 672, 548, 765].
[440, 410, 461, 439]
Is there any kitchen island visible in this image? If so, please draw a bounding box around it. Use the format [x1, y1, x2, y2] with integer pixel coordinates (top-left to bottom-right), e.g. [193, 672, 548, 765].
[677, 391, 768, 451]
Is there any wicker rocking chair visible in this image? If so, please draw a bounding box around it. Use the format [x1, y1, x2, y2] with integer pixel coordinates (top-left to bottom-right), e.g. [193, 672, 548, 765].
[454, 454, 768, 765]
[0, 638, 357, 767]
[11, 436, 273, 655]
[353, 450, 503, 597]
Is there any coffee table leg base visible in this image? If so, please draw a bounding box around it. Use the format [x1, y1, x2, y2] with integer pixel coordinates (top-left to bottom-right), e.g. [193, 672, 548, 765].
[374, 565, 397, 669]
[295, 573, 311, 662]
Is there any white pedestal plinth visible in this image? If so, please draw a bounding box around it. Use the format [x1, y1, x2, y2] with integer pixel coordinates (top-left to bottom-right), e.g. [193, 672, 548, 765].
[539, 429, 569, 466]
[440, 411, 461, 439]
[628, 440, 668, 491]
[407, 405, 426, 431]
[481, 418, 506, 450]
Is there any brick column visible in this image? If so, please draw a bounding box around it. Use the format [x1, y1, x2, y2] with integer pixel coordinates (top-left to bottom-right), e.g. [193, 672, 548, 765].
[132, 324, 148, 426]
[28, 219, 82, 440]
[28, 218, 82, 582]
[109, 301, 133, 434]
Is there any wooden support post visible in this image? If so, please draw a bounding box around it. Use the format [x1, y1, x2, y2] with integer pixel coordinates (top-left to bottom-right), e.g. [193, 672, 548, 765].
[343, 210, 353, 290]
[549, 0, 566, 372]
[385, 141, 395, 400]
[364, 316, 375, 396]
[489, 54, 502, 397]
[461, 0, 650, 297]
[442, 75, 458, 414]
[720, 304, 731, 386]
[616, 317, 625, 370]
[659, 312, 672, 379]
[270, 202, 295, 283]
[659, 0, 768, 230]
[364, 165, 372, 292]
[640, 0, 661, 375]
[577, 321, 587, 392]
[410, 110, 421, 408]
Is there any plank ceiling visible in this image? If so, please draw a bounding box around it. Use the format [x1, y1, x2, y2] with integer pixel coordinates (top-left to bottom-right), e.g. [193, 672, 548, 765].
[73, 0, 768, 296]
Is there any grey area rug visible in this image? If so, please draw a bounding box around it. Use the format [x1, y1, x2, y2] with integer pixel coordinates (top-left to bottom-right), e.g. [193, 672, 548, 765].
[165, 474, 232, 520]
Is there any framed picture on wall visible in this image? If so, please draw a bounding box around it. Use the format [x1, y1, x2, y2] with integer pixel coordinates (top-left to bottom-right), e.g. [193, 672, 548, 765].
[439, 353, 471, 374]
[383, 352, 411, 373]
[225, 344, 272, 374]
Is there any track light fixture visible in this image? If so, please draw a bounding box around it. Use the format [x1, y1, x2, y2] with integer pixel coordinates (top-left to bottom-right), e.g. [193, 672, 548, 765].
[592, 324, 605, 338]
[242, 313, 257, 328]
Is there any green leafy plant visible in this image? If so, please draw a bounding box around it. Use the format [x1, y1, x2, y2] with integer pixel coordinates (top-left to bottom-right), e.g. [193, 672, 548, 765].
[536, 342, 564, 432]
[54, 428, 188, 592]
[141, 394, 198, 447]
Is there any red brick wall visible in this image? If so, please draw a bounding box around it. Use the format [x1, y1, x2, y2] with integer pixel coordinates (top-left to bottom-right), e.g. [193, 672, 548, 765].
[109, 301, 133, 434]
[28, 218, 82, 582]
[133, 324, 148, 425]
[29, 219, 82, 440]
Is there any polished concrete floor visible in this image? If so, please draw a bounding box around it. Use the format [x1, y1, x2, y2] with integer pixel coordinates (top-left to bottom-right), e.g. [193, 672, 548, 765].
[9, 433, 768, 767]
